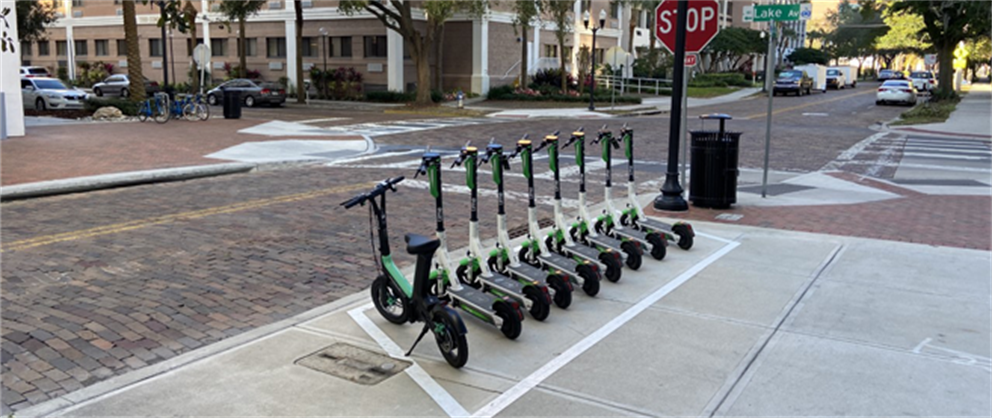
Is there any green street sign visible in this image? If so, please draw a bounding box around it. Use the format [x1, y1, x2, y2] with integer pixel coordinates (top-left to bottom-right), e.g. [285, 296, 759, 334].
[753, 4, 801, 22]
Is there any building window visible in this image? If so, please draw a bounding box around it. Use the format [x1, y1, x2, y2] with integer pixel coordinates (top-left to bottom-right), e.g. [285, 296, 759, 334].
[117, 39, 127, 56]
[329, 36, 353, 58]
[594, 47, 604, 64]
[72, 0, 83, 7]
[363, 35, 387, 58]
[56, 40, 68, 56]
[74, 40, 87, 56]
[38, 41, 50, 56]
[211, 38, 227, 56]
[611, 2, 619, 19]
[544, 44, 557, 58]
[266, 37, 286, 58]
[186, 38, 204, 56]
[95, 39, 109, 56]
[149, 39, 163, 57]
[236, 38, 256, 56]
[21, 41, 31, 56]
[302, 37, 317, 57]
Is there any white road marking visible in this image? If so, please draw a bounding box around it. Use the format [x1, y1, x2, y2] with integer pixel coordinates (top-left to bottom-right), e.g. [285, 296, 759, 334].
[348, 305, 471, 417]
[296, 117, 351, 124]
[471, 239, 741, 418]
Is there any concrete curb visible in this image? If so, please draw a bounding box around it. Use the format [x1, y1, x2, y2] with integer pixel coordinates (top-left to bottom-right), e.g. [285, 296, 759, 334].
[15, 290, 372, 418]
[0, 163, 257, 201]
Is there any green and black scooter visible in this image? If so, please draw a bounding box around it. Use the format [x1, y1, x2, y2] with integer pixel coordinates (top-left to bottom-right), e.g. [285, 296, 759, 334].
[481, 141, 574, 309]
[342, 177, 469, 368]
[416, 151, 525, 340]
[588, 126, 669, 260]
[539, 130, 628, 283]
[512, 135, 603, 296]
[612, 125, 695, 250]
[450, 143, 553, 321]
[560, 128, 650, 266]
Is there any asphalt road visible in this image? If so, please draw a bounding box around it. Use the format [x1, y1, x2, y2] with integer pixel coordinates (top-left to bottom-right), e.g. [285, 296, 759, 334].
[0, 83, 948, 414]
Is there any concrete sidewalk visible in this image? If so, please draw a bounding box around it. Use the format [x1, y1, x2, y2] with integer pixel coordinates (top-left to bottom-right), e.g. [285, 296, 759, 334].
[892, 82, 992, 139]
[16, 204, 990, 417]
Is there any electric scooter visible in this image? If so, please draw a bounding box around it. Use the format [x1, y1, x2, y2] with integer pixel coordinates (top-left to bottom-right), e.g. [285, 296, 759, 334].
[451, 143, 553, 321]
[588, 126, 670, 260]
[342, 177, 469, 368]
[481, 141, 575, 309]
[614, 125, 695, 250]
[539, 130, 628, 283]
[512, 135, 603, 296]
[560, 128, 653, 266]
[416, 151, 525, 340]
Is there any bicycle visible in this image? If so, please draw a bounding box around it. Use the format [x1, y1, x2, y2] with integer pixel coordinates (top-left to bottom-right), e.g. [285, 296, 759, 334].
[137, 93, 170, 124]
[182, 93, 210, 121]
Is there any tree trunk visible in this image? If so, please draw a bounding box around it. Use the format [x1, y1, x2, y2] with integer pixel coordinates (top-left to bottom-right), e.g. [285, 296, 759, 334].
[189, 20, 199, 91]
[558, 36, 567, 92]
[520, 25, 529, 87]
[627, 9, 636, 54]
[410, 36, 432, 105]
[123, 1, 146, 101]
[937, 39, 954, 95]
[648, 13, 657, 57]
[295, 0, 304, 103]
[434, 24, 445, 92]
[239, 17, 247, 77]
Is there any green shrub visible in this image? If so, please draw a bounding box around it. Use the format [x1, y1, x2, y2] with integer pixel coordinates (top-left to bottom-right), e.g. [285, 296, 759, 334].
[85, 97, 139, 116]
[487, 85, 515, 100]
[364, 90, 443, 103]
[689, 73, 750, 88]
[486, 88, 641, 104]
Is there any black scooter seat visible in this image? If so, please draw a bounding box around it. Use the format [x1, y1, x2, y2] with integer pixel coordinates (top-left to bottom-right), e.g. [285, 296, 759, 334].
[405, 234, 440, 255]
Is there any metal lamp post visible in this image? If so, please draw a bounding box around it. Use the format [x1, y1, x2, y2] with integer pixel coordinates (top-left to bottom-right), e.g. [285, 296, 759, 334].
[583, 9, 607, 111]
[319, 27, 328, 72]
[653, 0, 689, 212]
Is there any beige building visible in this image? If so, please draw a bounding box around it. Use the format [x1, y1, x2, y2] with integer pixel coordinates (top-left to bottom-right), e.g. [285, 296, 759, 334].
[20, 0, 645, 95]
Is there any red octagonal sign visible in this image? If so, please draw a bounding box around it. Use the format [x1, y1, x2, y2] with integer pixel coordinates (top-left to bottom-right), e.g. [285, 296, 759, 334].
[655, 0, 720, 54]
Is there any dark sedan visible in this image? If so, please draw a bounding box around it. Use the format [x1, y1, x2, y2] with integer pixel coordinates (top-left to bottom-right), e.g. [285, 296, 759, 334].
[773, 70, 813, 96]
[207, 79, 286, 107]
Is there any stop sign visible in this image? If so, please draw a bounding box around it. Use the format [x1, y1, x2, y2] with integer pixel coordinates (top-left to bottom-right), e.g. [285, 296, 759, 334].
[655, 0, 720, 54]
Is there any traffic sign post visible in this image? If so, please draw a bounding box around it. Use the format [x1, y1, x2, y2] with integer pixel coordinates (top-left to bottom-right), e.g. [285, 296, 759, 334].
[653, 0, 720, 210]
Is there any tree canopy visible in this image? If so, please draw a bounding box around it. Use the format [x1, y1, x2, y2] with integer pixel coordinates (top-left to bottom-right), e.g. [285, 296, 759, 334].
[788, 47, 830, 65]
[16, 1, 58, 44]
[703, 27, 764, 72]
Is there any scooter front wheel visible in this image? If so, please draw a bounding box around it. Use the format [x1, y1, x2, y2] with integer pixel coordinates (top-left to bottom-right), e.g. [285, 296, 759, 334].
[455, 264, 481, 289]
[523, 286, 550, 321]
[371, 275, 410, 324]
[494, 302, 522, 340]
[432, 310, 468, 368]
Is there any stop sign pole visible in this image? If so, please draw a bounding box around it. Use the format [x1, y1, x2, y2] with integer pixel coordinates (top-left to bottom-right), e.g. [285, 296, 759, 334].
[653, 0, 691, 212]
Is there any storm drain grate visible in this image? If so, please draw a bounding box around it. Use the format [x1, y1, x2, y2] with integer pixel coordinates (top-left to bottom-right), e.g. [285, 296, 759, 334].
[295, 343, 410, 386]
[507, 218, 555, 240]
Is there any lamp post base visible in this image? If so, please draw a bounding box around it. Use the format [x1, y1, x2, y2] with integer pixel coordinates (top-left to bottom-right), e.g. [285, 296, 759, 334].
[653, 174, 688, 212]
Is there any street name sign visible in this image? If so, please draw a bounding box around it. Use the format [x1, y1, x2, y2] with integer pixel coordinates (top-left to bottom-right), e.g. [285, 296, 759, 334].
[744, 3, 812, 22]
[655, 0, 720, 54]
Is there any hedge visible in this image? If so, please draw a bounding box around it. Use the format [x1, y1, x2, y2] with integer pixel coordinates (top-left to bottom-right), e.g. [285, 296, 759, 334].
[689, 73, 751, 88]
[487, 85, 642, 104]
[364, 90, 443, 103]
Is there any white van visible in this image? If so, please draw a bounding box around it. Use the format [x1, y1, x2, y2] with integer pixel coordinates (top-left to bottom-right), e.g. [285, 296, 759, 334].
[828, 66, 858, 88]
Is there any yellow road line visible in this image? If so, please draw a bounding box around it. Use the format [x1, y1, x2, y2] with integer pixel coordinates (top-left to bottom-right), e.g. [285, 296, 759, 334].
[2, 182, 374, 253]
[743, 88, 876, 119]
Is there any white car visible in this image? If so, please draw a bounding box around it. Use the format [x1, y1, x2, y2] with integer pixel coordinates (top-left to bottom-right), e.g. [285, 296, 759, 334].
[909, 71, 936, 93]
[20, 66, 51, 78]
[876, 80, 917, 106]
[826, 68, 847, 89]
[21, 77, 89, 110]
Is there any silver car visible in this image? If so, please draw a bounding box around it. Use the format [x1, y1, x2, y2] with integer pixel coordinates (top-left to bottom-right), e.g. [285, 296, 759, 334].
[92, 74, 161, 98]
[21, 77, 89, 110]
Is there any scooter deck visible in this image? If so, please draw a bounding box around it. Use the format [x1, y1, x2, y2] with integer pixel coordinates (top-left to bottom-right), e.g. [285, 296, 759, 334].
[446, 285, 499, 317]
[635, 217, 677, 235]
[610, 226, 654, 246]
[507, 263, 551, 286]
[538, 252, 582, 274]
[562, 243, 607, 265]
[480, 271, 529, 296]
[585, 234, 629, 259]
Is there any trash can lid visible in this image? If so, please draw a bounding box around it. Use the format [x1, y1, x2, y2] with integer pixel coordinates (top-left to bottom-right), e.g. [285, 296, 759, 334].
[699, 113, 732, 120]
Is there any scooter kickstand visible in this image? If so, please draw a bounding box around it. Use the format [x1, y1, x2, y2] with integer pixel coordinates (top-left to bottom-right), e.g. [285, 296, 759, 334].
[405, 321, 433, 357]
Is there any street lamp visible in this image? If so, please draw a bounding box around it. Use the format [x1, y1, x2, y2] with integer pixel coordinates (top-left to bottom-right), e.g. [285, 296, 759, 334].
[319, 27, 328, 72]
[583, 9, 607, 111]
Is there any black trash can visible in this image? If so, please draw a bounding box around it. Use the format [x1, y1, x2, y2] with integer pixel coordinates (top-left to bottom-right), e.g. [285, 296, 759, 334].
[689, 114, 741, 209]
[222, 89, 242, 119]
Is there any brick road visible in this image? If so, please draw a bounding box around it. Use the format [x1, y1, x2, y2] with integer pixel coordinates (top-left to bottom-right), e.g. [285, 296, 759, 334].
[1, 84, 976, 413]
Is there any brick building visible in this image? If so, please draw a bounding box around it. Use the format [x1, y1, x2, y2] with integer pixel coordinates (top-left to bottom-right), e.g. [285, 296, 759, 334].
[19, 0, 651, 95]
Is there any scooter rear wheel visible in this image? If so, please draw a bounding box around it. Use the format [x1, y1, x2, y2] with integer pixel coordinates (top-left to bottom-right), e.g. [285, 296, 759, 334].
[547, 274, 572, 309]
[432, 310, 468, 368]
[673, 224, 694, 250]
[523, 286, 551, 321]
[577, 264, 600, 296]
[600, 253, 623, 283]
[647, 233, 667, 261]
[371, 275, 410, 324]
[494, 302, 522, 340]
[621, 241, 643, 270]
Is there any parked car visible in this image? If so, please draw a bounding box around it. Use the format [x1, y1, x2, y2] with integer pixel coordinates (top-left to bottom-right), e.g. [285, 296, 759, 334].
[206, 79, 286, 107]
[826, 68, 847, 89]
[21, 77, 89, 110]
[876, 80, 917, 106]
[773, 70, 813, 96]
[91, 74, 161, 98]
[878, 69, 905, 81]
[20, 66, 51, 78]
[828, 66, 858, 88]
[909, 71, 937, 93]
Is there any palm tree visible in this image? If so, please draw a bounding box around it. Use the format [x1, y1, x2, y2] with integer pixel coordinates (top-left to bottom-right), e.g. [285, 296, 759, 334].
[122, 0, 147, 101]
[294, 0, 304, 103]
[217, 0, 265, 77]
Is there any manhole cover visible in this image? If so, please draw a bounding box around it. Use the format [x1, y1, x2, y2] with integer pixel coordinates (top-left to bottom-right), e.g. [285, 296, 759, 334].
[295, 343, 411, 385]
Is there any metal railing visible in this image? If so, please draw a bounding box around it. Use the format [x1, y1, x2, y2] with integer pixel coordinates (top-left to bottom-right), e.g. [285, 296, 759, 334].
[596, 75, 674, 95]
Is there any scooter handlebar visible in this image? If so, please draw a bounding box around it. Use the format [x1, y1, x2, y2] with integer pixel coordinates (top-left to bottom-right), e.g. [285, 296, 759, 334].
[563, 127, 585, 148]
[341, 176, 405, 209]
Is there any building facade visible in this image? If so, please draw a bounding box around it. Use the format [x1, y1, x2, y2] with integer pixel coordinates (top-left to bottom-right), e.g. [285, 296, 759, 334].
[20, 0, 645, 95]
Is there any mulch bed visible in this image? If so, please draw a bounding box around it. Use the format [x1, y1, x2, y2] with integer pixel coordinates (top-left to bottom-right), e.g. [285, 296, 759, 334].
[23, 109, 93, 119]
